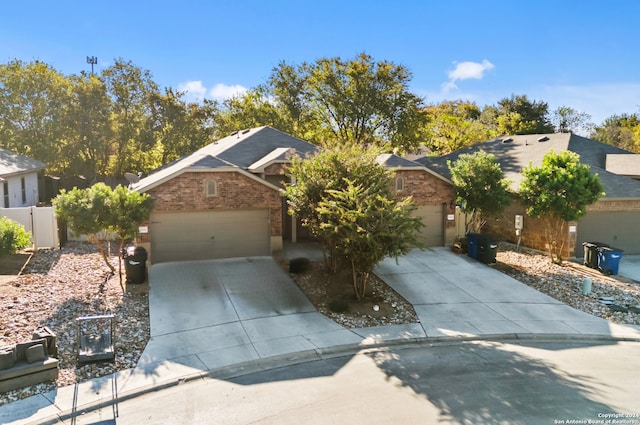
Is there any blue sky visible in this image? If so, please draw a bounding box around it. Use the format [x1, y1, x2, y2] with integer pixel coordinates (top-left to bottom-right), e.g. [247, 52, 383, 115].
[2, 1, 639, 125]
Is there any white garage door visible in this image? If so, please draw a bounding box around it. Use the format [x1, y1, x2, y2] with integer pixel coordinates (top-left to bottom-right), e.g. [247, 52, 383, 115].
[413, 204, 445, 247]
[577, 211, 640, 255]
[150, 209, 270, 263]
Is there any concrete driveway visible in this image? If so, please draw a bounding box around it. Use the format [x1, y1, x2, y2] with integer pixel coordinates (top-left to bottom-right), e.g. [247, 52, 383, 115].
[127, 257, 358, 389]
[375, 248, 640, 338]
[122, 247, 640, 392]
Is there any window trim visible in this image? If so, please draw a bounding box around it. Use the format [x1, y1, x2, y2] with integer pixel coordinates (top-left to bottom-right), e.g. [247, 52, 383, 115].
[3, 181, 9, 208]
[21, 177, 26, 204]
[395, 176, 404, 192]
[206, 179, 217, 197]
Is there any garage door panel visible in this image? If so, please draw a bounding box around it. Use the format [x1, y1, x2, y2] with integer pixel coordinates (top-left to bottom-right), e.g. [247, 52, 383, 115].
[577, 211, 640, 255]
[413, 204, 444, 247]
[150, 210, 270, 263]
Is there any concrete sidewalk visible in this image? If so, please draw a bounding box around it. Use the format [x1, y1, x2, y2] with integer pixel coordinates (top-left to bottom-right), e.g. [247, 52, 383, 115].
[3, 247, 640, 425]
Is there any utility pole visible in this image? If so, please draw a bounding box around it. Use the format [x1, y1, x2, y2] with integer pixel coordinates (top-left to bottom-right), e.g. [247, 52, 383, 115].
[86, 56, 97, 75]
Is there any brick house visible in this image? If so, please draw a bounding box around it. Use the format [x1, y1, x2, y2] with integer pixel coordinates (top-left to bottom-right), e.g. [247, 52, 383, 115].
[418, 133, 640, 258]
[133, 126, 460, 263]
[133, 127, 318, 263]
[376, 154, 457, 246]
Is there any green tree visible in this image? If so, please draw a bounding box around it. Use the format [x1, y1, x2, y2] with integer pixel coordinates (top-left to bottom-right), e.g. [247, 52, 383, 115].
[519, 150, 604, 264]
[269, 53, 428, 151]
[212, 86, 297, 139]
[53, 183, 153, 278]
[65, 72, 113, 179]
[0, 217, 32, 259]
[448, 151, 511, 233]
[489, 94, 554, 135]
[0, 60, 73, 173]
[590, 113, 640, 153]
[317, 178, 422, 299]
[102, 59, 160, 177]
[284, 145, 422, 299]
[425, 100, 496, 154]
[551, 106, 593, 134]
[150, 91, 216, 164]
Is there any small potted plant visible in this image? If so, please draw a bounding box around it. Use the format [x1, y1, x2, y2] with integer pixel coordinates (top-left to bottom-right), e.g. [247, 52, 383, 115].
[452, 236, 466, 254]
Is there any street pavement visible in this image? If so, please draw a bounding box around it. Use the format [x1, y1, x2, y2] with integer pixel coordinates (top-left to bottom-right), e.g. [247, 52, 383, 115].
[2, 246, 640, 425]
[70, 340, 640, 425]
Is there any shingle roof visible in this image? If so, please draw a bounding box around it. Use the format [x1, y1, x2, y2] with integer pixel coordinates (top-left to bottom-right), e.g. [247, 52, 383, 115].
[416, 133, 640, 199]
[0, 148, 47, 177]
[134, 126, 318, 192]
[376, 153, 425, 168]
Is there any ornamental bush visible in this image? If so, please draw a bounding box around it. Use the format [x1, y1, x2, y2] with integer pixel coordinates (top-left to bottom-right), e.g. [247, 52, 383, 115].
[0, 217, 31, 259]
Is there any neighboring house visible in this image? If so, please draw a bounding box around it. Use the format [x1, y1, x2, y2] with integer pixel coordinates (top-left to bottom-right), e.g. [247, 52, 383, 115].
[418, 133, 640, 257]
[0, 148, 47, 208]
[376, 154, 457, 247]
[133, 126, 319, 263]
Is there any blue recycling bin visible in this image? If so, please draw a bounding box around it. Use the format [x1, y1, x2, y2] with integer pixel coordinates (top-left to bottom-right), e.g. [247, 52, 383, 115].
[597, 246, 623, 275]
[466, 233, 479, 259]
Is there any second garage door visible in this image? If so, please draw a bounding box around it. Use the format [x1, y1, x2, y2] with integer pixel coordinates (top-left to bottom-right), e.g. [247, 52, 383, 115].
[413, 203, 445, 247]
[577, 211, 640, 255]
[150, 209, 270, 263]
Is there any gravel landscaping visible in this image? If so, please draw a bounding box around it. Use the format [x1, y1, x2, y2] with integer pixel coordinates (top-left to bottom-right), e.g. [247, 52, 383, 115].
[0, 242, 149, 406]
[1, 241, 639, 407]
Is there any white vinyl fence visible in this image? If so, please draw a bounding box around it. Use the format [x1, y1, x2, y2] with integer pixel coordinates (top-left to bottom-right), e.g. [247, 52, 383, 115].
[1, 206, 59, 250]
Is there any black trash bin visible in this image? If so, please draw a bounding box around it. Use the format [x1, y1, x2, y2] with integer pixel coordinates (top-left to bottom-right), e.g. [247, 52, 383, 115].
[582, 242, 606, 269]
[477, 235, 498, 264]
[123, 246, 147, 284]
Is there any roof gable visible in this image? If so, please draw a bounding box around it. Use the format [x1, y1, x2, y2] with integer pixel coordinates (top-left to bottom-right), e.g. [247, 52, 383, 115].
[0, 148, 48, 177]
[134, 126, 317, 193]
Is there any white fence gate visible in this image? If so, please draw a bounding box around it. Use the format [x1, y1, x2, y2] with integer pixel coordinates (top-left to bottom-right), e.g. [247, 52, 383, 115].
[1, 206, 59, 250]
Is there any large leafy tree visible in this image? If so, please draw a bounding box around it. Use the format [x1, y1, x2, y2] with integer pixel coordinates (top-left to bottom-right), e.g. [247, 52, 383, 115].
[425, 100, 497, 154]
[551, 106, 593, 135]
[102, 59, 160, 177]
[0, 60, 73, 173]
[269, 53, 428, 151]
[485, 94, 554, 135]
[590, 113, 640, 153]
[519, 150, 604, 264]
[448, 151, 511, 234]
[65, 72, 113, 179]
[149, 88, 215, 165]
[284, 145, 422, 299]
[212, 86, 298, 139]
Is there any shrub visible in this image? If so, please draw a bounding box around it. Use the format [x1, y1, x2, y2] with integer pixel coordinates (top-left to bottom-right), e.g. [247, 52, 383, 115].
[0, 217, 32, 259]
[328, 299, 348, 313]
[289, 257, 311, 274]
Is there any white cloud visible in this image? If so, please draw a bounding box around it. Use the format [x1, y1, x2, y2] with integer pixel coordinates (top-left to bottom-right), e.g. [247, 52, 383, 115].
[177, 81, 248, 102]
[209, 83, 247, 100]
[178, 80, 207, 102]
[443, 60, 495, 91]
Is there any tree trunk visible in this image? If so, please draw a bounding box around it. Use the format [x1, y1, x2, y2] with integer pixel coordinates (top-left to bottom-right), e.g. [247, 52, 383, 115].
[88, 235, 116, 274]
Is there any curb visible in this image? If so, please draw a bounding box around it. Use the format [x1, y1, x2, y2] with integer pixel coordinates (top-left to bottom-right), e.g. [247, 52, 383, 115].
[36, 331, 640, 425]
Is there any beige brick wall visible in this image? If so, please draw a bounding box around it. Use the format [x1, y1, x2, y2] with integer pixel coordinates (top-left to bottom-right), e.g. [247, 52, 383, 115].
[394, 169, 457, 230]
[482, 197, 640, 259]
